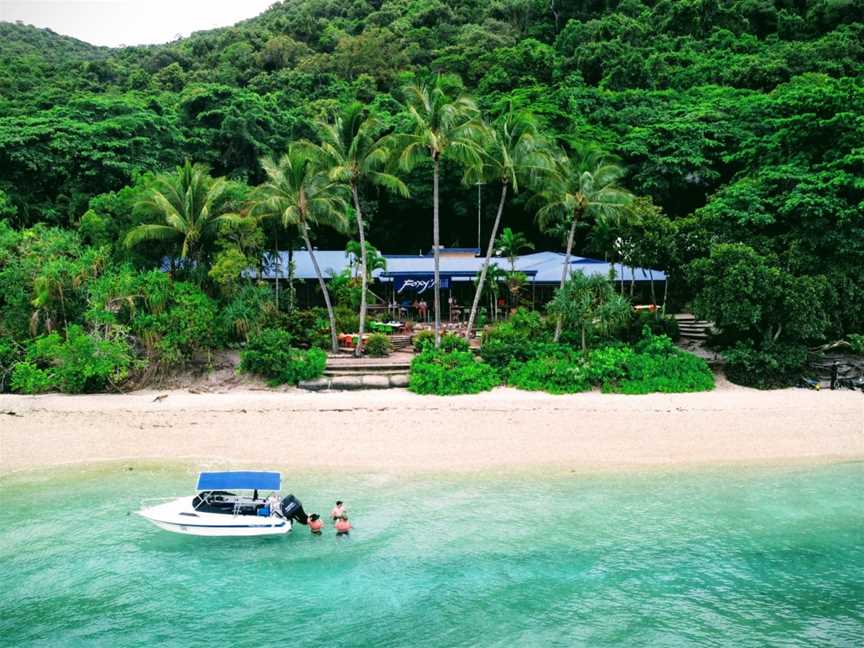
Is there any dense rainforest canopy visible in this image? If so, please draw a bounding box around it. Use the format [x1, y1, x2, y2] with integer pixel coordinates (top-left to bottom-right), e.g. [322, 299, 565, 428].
[0, 0, 862, 391]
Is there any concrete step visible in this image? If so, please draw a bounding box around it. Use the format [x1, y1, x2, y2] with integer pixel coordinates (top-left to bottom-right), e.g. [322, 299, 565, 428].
[325, 369, 410, 377]
[678, 325, 711, 334]
[325, 363, 411, 372]
[300, 373, 410, 391]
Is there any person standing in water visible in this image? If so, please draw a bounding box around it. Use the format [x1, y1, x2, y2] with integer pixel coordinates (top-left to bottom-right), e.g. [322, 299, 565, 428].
[308, 513, 324, 535]
[335, 513, 352, 536]
[330, 501, 345, 521]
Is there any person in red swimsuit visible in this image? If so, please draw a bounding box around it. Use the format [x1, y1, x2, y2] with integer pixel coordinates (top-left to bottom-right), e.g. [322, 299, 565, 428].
[308, 513, 324, 535]
[335, 514, 352, 536]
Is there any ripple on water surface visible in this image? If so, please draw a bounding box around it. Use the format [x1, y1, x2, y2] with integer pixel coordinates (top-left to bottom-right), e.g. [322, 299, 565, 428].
[1, 463, 863, 647]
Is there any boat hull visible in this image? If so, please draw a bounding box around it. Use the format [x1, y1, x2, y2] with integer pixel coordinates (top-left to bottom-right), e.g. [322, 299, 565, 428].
[138, 497, 292, 537]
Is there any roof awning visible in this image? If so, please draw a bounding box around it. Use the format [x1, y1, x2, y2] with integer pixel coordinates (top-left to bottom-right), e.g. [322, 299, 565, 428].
[197, 471, 281, 491]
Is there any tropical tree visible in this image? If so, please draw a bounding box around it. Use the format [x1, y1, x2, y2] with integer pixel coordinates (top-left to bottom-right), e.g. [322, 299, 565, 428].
[547, 272, 631, 352]
[307, 102, 408, 356]
[396, 75, 486, 347]
[496, 227, 534, 272]
[536, 146, 635, 341]
[495, 227, 535, 310]
[250, 146, 349, 353]
[464, 109, 551, 338]
[124, 161, 230, 268]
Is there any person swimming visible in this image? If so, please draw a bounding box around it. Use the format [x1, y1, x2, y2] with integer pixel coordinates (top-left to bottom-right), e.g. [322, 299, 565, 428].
[308, 513, 324, 535]
[330, 501, 345, 521]
[335, 513, 352, 536]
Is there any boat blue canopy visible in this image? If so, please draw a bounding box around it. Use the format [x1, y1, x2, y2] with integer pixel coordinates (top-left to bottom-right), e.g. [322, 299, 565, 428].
[197, 471, 281, 491]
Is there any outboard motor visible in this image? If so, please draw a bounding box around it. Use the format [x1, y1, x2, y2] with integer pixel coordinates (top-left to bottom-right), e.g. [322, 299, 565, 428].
[280, 494, 308, 525]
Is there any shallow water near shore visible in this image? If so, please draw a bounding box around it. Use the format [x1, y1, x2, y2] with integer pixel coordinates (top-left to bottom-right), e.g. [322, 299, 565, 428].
[1, 462, 863, 647]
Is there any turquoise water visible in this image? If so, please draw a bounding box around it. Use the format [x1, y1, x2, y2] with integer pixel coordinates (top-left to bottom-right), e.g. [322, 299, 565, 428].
[1, 463, 863, 647]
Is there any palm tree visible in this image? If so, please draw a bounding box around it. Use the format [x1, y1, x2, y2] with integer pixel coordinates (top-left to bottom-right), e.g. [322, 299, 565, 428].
[496, 227, 535, 273]
[495, 227, 535, 311]
[396, 75, 486, 348]
[125, 161, 229, 267]
[464, 108, 552, 339]
[250, 146, 350, 353]
[536, 146, 635, 342]
[307, 102, 408, 356]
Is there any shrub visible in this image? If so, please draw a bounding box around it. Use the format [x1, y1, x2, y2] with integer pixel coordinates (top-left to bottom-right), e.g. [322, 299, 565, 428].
[334, 306, 359, 334]
[622, 310, 680, 343]
[217, 285, 279, 344]
[409, 350, 500, 395]
[723, 342, 808, 389]
[440, 334, 470, 353]
[480, 308, 551, 369]
[122, 275, 219, 367]
[585, 345, 634, 385]
[547, 272, 631, 350]
[603, 331, 714, 394]
[282, 309, 330, 349]
[0, 338, 22, 392]
[412, 330, 435, 352]
[848, 334, 864, 355]
[12, 325, 134, 394]
[10, 361, 55, 394]
[240, 328, 326, 385]
[413, 331, 474, 354]
[508, 353, 590, 394]
[611, 349, 715, 394]
[365, 332, 392, 357]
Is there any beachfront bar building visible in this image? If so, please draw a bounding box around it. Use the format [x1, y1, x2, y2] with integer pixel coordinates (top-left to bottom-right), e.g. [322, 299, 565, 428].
[258, 247, 666, 318]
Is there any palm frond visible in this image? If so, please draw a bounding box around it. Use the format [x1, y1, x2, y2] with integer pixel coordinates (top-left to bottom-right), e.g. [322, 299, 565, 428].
[124, 224, 181, 250]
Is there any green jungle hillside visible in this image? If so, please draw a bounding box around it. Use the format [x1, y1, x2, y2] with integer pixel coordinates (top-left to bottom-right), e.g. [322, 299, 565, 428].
[0, 0, 862, 393]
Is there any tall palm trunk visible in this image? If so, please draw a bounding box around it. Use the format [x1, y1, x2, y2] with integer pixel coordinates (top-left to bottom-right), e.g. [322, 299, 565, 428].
[433, 157, 441, 348]
[465, 182, 508, 340]
[553, 210, 579, 343]
[287, 245, 296, 311]
[302, 225, 338, 353]
[352, 185, 368, 357]
[274, 229, 280, 309]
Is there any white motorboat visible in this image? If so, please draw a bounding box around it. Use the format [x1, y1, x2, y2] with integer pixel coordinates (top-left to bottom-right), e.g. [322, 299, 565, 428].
[137, 471, 308, 537]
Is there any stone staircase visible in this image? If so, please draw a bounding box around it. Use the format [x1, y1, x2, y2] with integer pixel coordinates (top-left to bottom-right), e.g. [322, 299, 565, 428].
[299, 353, 412, 391]
[389, 334, 413, 351]
[674, 313, 715, 341]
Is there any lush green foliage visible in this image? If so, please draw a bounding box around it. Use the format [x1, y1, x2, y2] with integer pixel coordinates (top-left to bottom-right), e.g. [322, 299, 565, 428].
[507, 348, 590, 394]
[216, 285, 280, 344]
[609, 332, 715, 394]
[408, 350, 499, 395]
[10, 325, 134, 394]
[507, 331, 713, 395]
[413, 331, 469, 354]
[689, 244, 833, 346]
[849, 335, 864, 355]
[548, 272, 631, 349]
[364, 332, 392, 357]
[412, 330, 435, 352]
[722, 342, 809, 390]
[0, 1, 862, 391]
[239, 328, 326, 385]
[480, 308, 551, 369]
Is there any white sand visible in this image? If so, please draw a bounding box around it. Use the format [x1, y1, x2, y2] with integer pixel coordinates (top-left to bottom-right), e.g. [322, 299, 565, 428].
[1, 383, 862, 474]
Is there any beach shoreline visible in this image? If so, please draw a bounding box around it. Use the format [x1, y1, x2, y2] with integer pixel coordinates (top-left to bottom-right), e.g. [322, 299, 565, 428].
[2, 384, 862, 475]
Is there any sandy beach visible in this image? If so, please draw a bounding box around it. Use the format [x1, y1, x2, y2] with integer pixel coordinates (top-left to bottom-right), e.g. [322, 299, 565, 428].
[2, 382, 862, 474]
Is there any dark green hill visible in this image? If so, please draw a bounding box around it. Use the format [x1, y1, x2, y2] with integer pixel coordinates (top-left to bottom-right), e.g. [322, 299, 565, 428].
[0, 0, 862, 287]
[0, 21, 108, 62]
